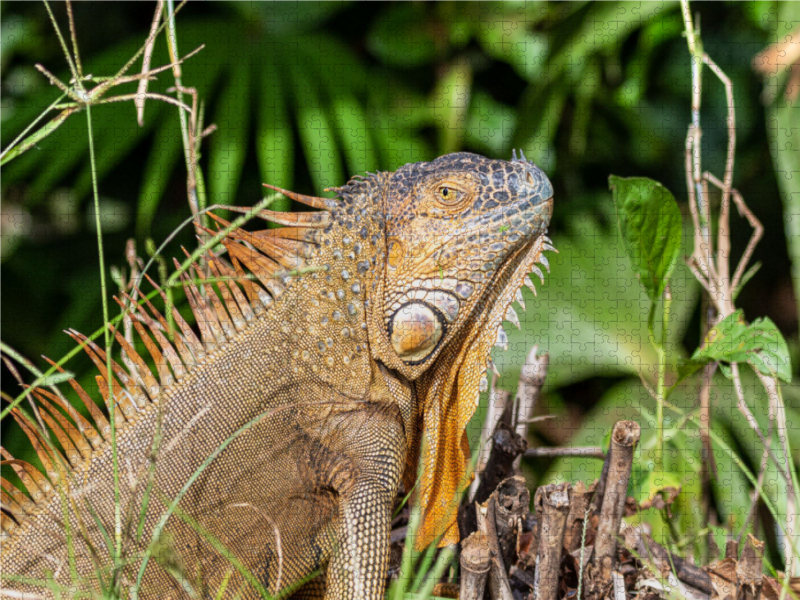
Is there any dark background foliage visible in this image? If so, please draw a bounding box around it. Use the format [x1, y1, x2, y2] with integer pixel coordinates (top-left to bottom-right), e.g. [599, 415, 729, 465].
[2, 0, 798, 563]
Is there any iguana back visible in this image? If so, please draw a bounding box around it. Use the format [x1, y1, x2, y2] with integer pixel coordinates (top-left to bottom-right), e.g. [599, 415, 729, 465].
[1, 152, 553, 599]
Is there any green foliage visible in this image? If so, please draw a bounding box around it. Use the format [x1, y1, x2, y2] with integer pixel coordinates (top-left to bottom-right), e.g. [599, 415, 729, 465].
[764, 2, 800, 336]
[609, 176, 683, 304]
[690, 310, 792, 383]
[495, 218, 698, 390]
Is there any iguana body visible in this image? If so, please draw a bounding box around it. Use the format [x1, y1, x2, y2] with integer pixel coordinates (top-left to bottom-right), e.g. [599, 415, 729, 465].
[1, 152, 553, 599]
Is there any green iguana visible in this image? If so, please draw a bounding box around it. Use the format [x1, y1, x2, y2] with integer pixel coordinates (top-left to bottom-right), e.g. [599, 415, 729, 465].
[1, 151, 554, 599]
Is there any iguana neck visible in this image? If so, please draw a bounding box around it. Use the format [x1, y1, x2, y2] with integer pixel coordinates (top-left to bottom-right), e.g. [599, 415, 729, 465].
[278, 174, 390, 400]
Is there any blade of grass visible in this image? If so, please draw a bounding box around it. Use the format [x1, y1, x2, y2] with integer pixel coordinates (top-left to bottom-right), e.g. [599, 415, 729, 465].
[85, 100, 121, 565]
[0, 91, 68, 164]
[670, 403, 800, 562]
[390, 497, 422, 600]
[132, 408, 281, 599]
[0, 106, 78, 167]
[214, 570, 234, 600]
[42, 0, 82, 92]
[414, 544, 456, 598]
[409, 542, 439, 593]
[165, 499, 272, 599]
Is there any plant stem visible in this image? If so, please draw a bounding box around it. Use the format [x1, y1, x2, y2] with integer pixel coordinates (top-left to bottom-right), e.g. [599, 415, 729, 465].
[85, 103, 121, 563]
[647, 297, 667, 466]
[658, 287, 672, 464]
[165, 0, 202, 225]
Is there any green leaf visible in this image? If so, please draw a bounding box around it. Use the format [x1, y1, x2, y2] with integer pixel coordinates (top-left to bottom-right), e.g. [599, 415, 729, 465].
[465, 91, 517, 156]
[475, 5, 548, 83]
[367, 4, 436, 68]
[691, 310, 792, 383]
[609, 175, 682, 303]
[331, 95, 378, 176]
[512, 79, 567, 171]
[137, 115, 183, 237]
[289, 63, 344, 192]
[256, 57, 293, 214]
[433, 60, 472, 154]
[209, 60, 251, 205]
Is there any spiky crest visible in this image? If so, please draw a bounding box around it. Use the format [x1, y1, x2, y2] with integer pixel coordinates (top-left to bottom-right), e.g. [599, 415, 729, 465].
[0, 197, 332, 541]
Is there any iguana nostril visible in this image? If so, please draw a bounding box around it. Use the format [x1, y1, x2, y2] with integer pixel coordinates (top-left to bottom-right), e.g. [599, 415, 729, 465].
[526, 170, 535, 186]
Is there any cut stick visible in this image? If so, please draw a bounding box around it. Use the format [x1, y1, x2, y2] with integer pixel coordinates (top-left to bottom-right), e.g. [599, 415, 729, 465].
[525, 446, 605, 460]
[737, 534, 764, 600]
[563, 479, 596, 553]
[533, 482, 571, 600]
[513, 346, 549, 469]
[592, 420, 640, 582]
[476, 495, 514, 600]
[494, 476, 530, 571]
[469, 386, 510, 502]
[473, 419, 527, 506]
[459, 531, 491, 600]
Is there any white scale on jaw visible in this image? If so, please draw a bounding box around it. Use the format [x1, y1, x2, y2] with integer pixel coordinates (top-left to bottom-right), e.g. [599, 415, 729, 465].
[388, 287, 463, 362]
[389, 236, 555, 366]
[480, 238, 557, 392]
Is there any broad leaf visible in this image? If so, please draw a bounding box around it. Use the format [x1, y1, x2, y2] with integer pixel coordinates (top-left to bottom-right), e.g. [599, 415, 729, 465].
[609, 175, 682, 303]
[691, 310, 792, 383]
[209, 60, 251, 205]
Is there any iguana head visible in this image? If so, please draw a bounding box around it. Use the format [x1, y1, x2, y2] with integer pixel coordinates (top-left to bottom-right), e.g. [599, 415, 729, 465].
[364, 151, 554, 548]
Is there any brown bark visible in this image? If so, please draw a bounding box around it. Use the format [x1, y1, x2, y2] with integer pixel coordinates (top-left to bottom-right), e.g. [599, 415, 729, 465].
[592, 421, 640, 582]
[563, 480, 596, 553]
[534, 482, 571, 600]
[737, 534, 764, 600]
[623, 522, 713, 595]
[474, 422, 528, 506]
[459, 530, 491, 600]
[477, 495, 515, 600]
[513, 347, 549, 468]
[525, 446, 605, 460]
[494, 476, 530, 572]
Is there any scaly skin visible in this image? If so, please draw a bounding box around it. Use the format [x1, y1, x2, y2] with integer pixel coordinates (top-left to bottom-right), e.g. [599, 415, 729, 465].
[0, 152, 553, 599]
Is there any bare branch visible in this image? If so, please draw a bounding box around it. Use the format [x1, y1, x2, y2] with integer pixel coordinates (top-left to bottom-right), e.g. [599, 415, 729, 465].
[136, 1, 164, 126]
[95, 93, 192, 114]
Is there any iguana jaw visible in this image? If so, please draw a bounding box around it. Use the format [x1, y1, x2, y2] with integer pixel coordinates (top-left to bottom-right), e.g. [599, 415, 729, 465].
[410, 216, 555, 550]
[371, 153, 554, 382]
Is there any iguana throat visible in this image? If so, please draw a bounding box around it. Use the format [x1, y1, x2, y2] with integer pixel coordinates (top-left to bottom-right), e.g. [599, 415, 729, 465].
[363, 152, 554, 548]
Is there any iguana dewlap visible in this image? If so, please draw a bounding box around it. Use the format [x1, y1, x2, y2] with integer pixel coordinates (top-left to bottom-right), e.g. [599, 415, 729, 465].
[1, 152, 553, 599]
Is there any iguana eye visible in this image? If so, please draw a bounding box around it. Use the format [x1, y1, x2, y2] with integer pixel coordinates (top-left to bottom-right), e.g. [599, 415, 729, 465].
[439, 185, 461, 204]
[436, 185, 464, 206]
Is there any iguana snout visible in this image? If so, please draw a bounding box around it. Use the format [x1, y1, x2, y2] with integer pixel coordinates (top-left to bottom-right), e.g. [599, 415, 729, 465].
[379, 152, 554, 372]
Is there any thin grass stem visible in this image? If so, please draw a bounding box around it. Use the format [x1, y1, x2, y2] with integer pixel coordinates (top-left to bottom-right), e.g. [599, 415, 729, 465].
[0, 91, 68, 162]
[85, 102, 121, 564]
[132, 409, 280, 599]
